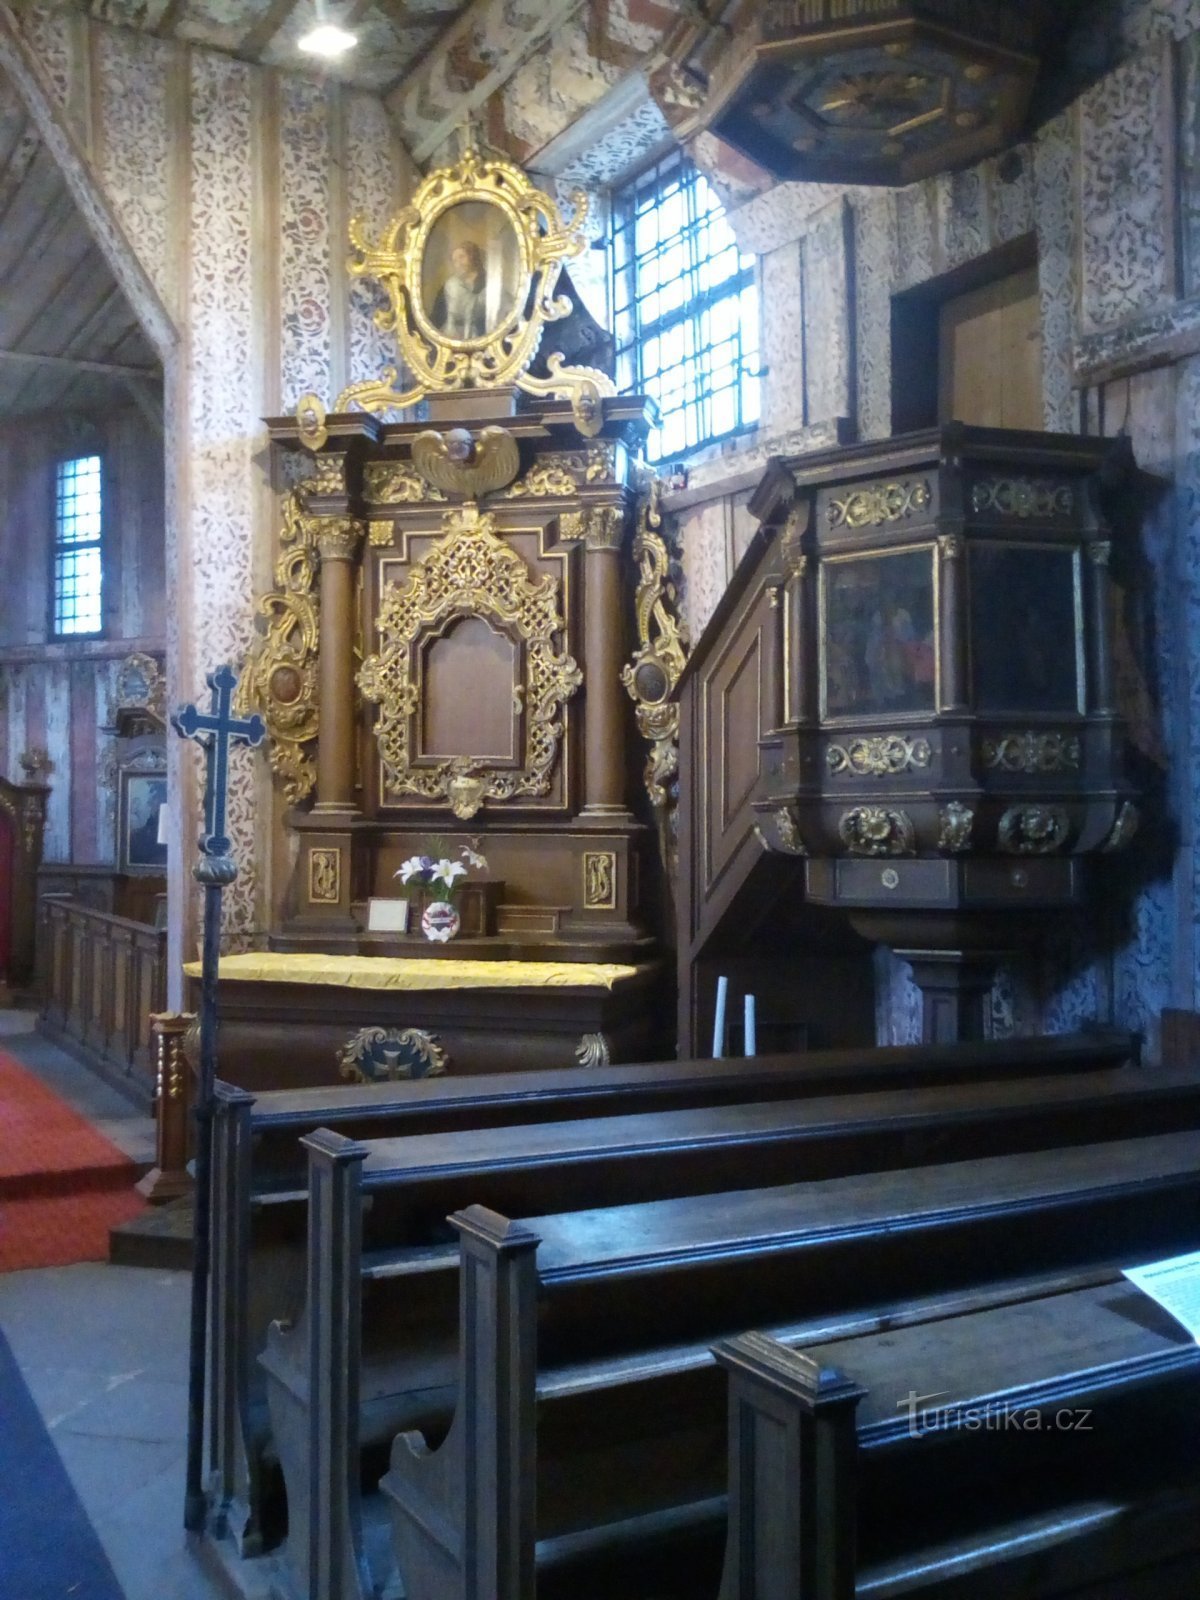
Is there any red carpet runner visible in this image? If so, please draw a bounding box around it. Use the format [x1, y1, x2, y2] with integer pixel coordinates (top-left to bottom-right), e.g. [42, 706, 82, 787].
[0, 1050, 145, 1272]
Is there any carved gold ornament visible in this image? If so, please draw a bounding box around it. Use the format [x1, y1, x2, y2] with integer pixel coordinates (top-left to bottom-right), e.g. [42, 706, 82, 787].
[827, 478, 931, 530]
[236, 485, 321, 804]
[295, 392, 328, 452]
[938, 802, 975, 853]
[982, 732, 1081, 774]
[502, 446, 617, 498]
[998, 806, 1070, 855]
[411, 427, 521, 499]
[339, 1026, 447, 1083]
[839, 806, 916, 857]
[622, 479, 689, 847]
[583, 851, 617, 910]
[365, 461, 446, 504]
[335, 144, 614, 437]
[114, 651, 166, 725]
[970, 478, 1074, 519]
[308, 847, 341, 904]
[827, 735, 932, 778]
[358, 504, 581, 817]
[756, 804, 809, 858]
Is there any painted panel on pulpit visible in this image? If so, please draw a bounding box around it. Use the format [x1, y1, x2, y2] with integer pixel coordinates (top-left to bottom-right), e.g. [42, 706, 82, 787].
[970, 543, 1083, 713]
[820, 547, 937, 720]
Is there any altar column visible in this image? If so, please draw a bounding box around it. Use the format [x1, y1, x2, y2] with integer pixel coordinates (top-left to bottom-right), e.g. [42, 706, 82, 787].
[582, 506, 629, 817]
[315, 518, 364, 812]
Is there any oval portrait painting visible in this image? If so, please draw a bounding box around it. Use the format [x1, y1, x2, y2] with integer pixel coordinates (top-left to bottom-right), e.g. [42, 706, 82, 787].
[420, 200, 523, 344]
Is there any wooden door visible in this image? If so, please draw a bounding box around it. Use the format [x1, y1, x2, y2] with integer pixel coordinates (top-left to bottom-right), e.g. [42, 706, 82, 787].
[938, 265, 1043, 430]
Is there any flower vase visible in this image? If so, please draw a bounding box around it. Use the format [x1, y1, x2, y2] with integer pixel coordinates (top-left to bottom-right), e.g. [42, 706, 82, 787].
[421, 898, 461, 943]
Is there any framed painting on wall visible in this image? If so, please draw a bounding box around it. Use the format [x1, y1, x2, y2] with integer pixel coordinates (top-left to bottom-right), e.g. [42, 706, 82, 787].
[119, 768, 167, 873]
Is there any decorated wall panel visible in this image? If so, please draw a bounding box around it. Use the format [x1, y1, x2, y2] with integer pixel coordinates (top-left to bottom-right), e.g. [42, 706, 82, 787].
[7, 10, 419, 973]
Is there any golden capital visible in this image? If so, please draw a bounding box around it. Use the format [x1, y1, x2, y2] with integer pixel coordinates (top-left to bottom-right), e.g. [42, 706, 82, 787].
[938, 533, 965, 561]
[315, 517, 364, 562]
[557, 504, 625, 550]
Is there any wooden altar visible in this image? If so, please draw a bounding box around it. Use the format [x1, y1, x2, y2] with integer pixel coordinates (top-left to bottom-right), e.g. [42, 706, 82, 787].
[232, 146, 676, 1077]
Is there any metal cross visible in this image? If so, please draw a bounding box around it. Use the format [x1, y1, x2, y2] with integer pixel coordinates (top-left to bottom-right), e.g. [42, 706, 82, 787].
[172, 663, 265, 861]
[170, 661, 264, 1534]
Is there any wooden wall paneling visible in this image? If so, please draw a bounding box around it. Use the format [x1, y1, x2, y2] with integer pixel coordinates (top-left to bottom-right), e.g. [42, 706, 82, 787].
[38, 897, 165, 1104]
[938, 265, 1044, 429]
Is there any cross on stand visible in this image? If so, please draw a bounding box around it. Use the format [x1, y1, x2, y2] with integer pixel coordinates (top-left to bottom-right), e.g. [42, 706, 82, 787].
[171, 664, 265, 1533]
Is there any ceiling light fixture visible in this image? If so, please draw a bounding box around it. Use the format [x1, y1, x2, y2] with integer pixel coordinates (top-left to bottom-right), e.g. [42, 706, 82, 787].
[298, 19, 358, 59]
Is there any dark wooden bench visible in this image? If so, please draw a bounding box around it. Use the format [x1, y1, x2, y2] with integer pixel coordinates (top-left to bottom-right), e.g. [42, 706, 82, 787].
[251, 1067, 1200, 1593]
[715, 1278, 1200, 1598]
[292, 1127, 1200, 1600]
[208, 1030, 1139, 1551]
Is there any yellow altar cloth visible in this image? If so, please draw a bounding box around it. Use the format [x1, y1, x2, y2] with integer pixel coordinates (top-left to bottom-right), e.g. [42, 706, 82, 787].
[183, 952, 643, 992]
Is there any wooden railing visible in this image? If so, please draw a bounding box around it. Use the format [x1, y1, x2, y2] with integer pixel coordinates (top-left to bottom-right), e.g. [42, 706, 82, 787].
[38, 895, 167, 1107]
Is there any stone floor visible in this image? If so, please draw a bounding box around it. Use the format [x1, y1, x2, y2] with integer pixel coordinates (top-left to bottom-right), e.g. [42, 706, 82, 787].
[0, 1013, 222, 1600]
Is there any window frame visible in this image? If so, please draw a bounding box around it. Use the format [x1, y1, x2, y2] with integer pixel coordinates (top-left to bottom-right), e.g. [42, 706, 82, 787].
[610, 149, 762, 465]
[49, 452, 106, 640]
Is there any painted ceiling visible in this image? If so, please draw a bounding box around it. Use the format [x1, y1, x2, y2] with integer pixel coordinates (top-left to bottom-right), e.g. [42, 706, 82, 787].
[39, 0, 476, 94]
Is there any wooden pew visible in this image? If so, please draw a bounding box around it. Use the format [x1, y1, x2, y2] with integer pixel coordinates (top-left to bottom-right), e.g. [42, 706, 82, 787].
[250, 1068, 1200, 1592]
[208, 1029, 1138, 1550]
[714, 1280, 1200, 1599]
[343, 1129, 1200, 1600]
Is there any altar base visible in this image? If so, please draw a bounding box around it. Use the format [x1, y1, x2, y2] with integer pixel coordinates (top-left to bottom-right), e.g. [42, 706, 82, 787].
[186, 953, 666, 1089]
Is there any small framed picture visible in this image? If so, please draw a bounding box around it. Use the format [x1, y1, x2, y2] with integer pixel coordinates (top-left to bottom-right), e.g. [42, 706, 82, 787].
[119, 769, 167, 873]
[367, 897, 410, 933]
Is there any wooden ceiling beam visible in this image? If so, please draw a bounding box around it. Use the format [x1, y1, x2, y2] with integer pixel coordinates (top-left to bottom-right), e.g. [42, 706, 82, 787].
[0, 348, 160, 379]
[372, 0, 462, 31]
[153, 0, 191, 36]
[237, 0, 302, 58]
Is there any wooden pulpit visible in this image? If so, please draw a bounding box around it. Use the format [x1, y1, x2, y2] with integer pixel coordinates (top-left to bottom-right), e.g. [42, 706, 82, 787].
[678, 424, 1139, 1049]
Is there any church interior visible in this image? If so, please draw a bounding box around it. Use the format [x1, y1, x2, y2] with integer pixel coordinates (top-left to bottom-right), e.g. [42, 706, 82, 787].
[4, 1, 1200, 1597]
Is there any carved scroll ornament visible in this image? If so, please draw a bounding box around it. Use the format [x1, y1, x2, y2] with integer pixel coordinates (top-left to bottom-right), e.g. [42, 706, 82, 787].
[358, 504, 581, 818]
[235, 487, 320, 804]
[622, 478, 690, 826]
[339, 1027, 447, 1083]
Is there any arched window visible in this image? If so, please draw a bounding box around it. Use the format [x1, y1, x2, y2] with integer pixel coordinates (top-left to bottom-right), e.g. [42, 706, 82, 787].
[611, 150, 760, 462]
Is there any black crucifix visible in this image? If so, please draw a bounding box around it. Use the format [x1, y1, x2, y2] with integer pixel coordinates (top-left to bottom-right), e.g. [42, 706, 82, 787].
[172, 663, 265, 1533]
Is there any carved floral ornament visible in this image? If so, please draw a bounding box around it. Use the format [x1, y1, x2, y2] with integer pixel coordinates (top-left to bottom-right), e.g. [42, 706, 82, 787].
[358, 503, 581, 819]
[839, 806, 917, 857]
[826, 736, 931, 778]
[827, 478, 931, 530]
[303, 144, 613, 438]
[982, 732, 1081, 774]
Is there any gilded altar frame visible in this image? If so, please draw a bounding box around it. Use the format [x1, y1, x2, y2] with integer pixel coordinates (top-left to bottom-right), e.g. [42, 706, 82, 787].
[314, 145, 613, 437]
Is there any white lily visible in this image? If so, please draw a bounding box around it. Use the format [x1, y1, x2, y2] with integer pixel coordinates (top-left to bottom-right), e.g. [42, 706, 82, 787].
[396, 855, 430, 884]
[460, 842, 489, 872]
[431, 858, 467, 891]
